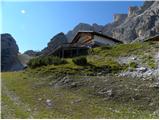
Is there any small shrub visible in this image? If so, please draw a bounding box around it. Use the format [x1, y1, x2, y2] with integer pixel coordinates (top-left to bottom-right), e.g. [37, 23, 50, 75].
[142, 55, 157, 69]
[93, 59, 124, 73]
[129, 62, 138, 68]
[27, 56, 67, 68]
[147, 59, 156, 69]
[72, 56, 87, 66]
[108, 61, 123, 72]
[100, 45, 112, 50]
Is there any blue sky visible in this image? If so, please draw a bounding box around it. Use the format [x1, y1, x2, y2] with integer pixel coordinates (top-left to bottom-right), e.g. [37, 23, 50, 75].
[1, 1, 143, 53]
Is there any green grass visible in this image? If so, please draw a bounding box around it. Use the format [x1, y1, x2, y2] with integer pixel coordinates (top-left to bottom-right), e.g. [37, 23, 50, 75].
[1, 71, 158, 119]
[129, 61, 137, 69]
[1, 95, 30, 119]
[1, 40, 159, 119]
[141, 54, 157, 69]
[93, 41, 158, 58]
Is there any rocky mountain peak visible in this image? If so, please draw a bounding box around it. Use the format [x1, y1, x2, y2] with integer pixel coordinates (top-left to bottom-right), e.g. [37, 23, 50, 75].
[141, 1, 155, 10]
[113, 14, 128, 22]
[128, 6, 141, 17]
[41, 32, 68, 55]
[1, 33, 19, 52]
[110, 1, 159, 42]
[50, 32, 67, 43]
[66, 23, 93, 42]
[92, 23, 103, 33]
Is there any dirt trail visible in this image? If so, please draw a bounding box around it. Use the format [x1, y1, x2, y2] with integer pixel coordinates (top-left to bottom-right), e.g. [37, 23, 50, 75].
[2, 81, 35, 118]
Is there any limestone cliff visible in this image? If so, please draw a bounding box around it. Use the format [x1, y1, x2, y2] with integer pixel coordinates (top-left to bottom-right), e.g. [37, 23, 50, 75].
[1, 33, 24, 71]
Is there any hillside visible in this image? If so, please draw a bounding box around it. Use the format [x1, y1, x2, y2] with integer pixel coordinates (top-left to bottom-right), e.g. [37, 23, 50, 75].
[1, 38, 159, 119]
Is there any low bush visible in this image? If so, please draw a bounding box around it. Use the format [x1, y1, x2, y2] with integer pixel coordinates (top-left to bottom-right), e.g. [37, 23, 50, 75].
[72, 56, 87, 66]
[106, 60, 124, 72]
[100, 45, 112, 50]
[143, 55, 157, 69]
[147, 59, 156, 69]
[27, 56, 67, 68]
[129, 62, 138, 69]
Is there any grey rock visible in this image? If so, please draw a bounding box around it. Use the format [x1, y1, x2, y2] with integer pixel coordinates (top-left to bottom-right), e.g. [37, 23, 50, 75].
[101, 1, 159, 43]
[98, 89, 113, 97]
[128, 6, 141, 17]
[38, 98, 42, 101]
[66, 23, 93, 42]
[118, 56, 138, 65]
[136, 67, 147, 73]
[70, 82, 78, 88]
[41, 32, 67, 55]
[149, 82, 159, 88]
[46, 99, 53, 107]
[114, 14, 128, 23]
[106, 89, 113, 96]
[153, 110, 159, 116]
[27, 108, 31, 112]
[71, 99, 81, 104]
[1, 33, 24, 71]
[113, 1, 159, 42]
[92, 23, 103, 33]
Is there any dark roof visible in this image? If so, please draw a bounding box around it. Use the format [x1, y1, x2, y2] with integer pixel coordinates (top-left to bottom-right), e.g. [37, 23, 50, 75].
[71, 31, 123, 44]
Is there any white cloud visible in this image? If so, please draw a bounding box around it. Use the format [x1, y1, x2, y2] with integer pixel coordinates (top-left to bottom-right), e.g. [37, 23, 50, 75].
[21, 10, 26, 14]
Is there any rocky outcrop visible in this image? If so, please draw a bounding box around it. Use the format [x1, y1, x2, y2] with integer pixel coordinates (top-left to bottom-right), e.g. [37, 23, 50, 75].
[128, 6, 141, 17]
[92, 23, 103, 33]
[113, 14, 128, 23]
[41, 32, 68, 55]
[112, 1, 159, 43]
[1, 33, 24, 71]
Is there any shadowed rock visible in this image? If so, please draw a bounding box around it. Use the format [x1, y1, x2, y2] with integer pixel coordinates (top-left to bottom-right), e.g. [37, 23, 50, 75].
[1, 33, 24, 71]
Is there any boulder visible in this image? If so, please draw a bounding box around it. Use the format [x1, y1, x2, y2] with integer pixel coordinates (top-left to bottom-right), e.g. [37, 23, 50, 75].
[45, 99, 53, 107]
[136, 67, 147, 73]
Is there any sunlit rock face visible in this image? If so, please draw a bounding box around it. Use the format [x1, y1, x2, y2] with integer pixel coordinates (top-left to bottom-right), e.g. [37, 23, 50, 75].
[1, 33, 24, 71]
[104, 1, 159, 43]
[113, 14, 128, 23]
[128, 6, 141, 17]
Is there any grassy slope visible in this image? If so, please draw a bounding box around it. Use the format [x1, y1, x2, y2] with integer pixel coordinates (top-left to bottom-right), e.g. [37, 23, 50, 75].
[1, 41, 159, 119]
